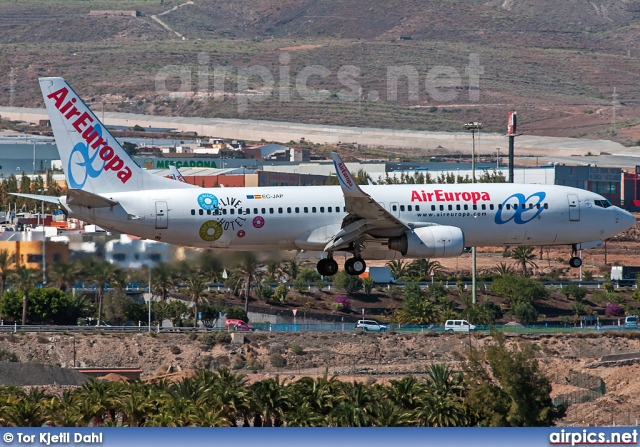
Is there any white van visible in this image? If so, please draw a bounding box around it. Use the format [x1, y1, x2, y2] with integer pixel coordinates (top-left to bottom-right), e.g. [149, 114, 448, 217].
[444, 319, 476, 333]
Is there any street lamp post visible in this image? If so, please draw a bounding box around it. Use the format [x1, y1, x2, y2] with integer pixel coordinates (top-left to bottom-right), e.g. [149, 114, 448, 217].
[464, 122, 482, 305]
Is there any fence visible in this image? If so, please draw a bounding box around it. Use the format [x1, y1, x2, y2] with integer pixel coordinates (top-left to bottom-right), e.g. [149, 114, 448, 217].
[553, 370, 606, 408]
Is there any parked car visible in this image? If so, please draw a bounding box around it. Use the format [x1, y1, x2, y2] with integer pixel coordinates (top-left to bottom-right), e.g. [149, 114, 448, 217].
[356, 320, 388, 332]
[225, 319, 255, 331]
[444, 319, 476, 333]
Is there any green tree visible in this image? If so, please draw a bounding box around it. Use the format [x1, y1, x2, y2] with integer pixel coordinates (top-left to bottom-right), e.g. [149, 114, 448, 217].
[513, 301, 538, 325]
[225, 306, 248, 322]
[408, 259, 442, 281]
[226, 253, 262, 314]
[0, 249, 13, 296]
[332, 271, 363, 295]
[183, 271, 208, 327]
[48, 261, 79, 292]
[560, 284, 587, 301]
[386, 260, 408, 280]
[84, 259, 117, 326]
[489, 275, 549, 306]
[152, 263, 175, 301]
[362, 277, 375, 295]
[465, 334, 564, 426]
[12, 266, 38, 325]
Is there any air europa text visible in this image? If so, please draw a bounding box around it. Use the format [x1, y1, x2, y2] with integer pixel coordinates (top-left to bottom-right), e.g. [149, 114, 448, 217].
[46, 87, 132, 184]
[411, 190, 491, 204]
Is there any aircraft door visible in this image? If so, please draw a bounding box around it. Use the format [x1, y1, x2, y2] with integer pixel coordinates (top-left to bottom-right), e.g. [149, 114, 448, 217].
[568, 194, 580, 221]
[155, 201, 168, 229]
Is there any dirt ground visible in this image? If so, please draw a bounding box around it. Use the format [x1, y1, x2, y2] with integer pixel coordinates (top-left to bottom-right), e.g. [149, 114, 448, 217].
[2, 330, 640, 426]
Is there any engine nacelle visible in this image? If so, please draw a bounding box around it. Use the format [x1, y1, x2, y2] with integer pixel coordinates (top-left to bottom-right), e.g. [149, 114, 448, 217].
[387, 226, 465, 258]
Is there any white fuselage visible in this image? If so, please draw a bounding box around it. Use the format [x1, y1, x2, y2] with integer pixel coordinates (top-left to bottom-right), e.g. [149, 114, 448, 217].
[61, 183, 634, 260]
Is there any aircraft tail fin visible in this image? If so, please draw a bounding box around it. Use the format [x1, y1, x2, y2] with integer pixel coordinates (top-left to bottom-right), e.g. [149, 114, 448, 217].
[38, 77, 192, 194]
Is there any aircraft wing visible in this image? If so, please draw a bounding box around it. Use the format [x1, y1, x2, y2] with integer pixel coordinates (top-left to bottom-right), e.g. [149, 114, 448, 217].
[66, 189, 119, 208]
[326, 152, 409, 251]
[10, 193, 61, 204]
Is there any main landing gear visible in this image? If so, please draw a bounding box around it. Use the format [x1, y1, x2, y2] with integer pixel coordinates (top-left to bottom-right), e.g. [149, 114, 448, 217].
[317, 258, 339, 276]
[569, 245, 582, 268]
[316, 256, 367, 276]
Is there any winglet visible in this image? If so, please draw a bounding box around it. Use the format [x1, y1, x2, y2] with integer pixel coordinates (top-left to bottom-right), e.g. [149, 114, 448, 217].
[330, 152, 362, 197]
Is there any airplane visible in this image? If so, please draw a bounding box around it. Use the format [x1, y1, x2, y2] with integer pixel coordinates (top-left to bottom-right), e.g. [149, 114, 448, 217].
[168, 165, 190, 184]
[22, 77, 636, 277]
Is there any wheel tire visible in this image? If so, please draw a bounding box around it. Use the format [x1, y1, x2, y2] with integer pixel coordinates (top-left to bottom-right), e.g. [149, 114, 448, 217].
[345, 258, 356, 275]
[317, 259, 329, 276]
[569, 256, 582, 268]
[351, 258, 366, 275]
[325, 259, 338, 276]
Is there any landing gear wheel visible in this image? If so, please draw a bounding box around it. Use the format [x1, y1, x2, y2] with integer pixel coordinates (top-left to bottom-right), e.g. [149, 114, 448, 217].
[345, 257, 366, 276]
[569, 257, 582, 268]
[317, 258, 339, 276]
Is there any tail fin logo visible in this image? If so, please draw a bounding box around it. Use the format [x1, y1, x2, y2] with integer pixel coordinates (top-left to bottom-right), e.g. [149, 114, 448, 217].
[47, 86, 132, 185]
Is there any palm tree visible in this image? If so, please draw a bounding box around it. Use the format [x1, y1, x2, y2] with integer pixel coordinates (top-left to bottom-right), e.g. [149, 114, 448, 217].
[0, 249, 13, 295]
[385, 259, 408, 280]
[394, 296, 440, 325]
[152, 263, 176, 301]
[283, 258, 306, 281]
[511, 246, 538, 276]
[408, 258, 443, 281]
[183, 270, 208, 328]
[493, 262, 517, 276]
[12, 266, 38, 325]
[48, 260, 79, 292]
[226, 253, 262, 314]
[250, 376, 290, 426]
[83, 259, 117, 326]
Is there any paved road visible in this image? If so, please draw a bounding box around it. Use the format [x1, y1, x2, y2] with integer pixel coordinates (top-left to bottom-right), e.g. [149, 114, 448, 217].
[0, 107, 634, 161]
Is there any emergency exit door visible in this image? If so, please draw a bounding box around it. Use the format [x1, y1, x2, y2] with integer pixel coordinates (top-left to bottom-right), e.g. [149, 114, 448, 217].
[568, 194, 580, 221]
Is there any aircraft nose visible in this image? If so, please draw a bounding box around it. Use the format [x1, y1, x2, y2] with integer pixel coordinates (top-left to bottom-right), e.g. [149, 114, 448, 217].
[620, 210, 636, 231]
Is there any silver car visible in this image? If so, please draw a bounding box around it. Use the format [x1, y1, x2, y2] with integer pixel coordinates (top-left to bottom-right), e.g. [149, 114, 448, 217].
[356, 320, 388, 332]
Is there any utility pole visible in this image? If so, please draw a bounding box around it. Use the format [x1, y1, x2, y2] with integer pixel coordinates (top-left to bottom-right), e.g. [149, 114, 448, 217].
[464, 122, 482, 305]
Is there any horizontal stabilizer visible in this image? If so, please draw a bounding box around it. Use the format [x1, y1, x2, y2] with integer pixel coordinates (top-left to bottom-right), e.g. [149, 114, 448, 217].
[10, 193, 60, 204]
[66, 189, 118, 208]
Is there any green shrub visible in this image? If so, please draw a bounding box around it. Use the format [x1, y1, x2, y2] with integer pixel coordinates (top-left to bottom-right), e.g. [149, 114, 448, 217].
[513, 302, 538, 325]
[0, 349, 18, 362]
[270, 353, 287, 367]
[290, 344, 305, 355]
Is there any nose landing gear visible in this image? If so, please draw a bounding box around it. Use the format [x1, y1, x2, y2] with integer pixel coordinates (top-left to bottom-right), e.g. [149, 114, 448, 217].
[569, 245, 582, 268]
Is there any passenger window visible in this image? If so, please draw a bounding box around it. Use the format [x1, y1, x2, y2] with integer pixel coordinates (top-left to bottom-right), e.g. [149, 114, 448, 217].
[544, 203, 549, 209]
[312, 207, 317, 213]
[230, 209, 235, 215]
[304, 207, 308, 213]
[245, 208, 250, 215]
[481, 204, 486, 210]
[440, 205, 444, 211]
[207, 210, 211, 215]
[490, 204, 494, 210]
[269, 208, 274, 214]
[536, 204, 541, 209]
[191, 209, 195, 215]
[522, 204, 526, 209]
[408, 205, 412, 211]
[254, 208, 258, 214]
[431, 205, 436, 211]
[498, 204, 503, 210]
[400, 205, 405, 212]
[392, 205, 397, 211]
[448, 205, 453, 211]
[506, 204, 511, 210]
[415, 205, 420, 211]
[328, 207, 332, 212]
[456, 204, 460, 211]
[222, 209, 227, 215]
[320, 207, 324, 213]
[343, 207, 346, 212]
[463, 204, 468, 210]
[278, 207, 283, 214]
[261, 208, 266, 214]
[529, 203, 534, 209]
[287, 207, 291, 213]
[199, 209, 204, 215]
[295, 207, 299, 213]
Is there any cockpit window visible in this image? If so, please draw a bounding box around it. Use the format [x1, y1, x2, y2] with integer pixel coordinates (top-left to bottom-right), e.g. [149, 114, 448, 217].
[594, 200, 612, 208]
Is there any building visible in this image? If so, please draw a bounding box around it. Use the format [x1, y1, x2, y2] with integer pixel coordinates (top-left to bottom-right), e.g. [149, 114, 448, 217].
[0, 229, 69, 269]
[554, 165, 622, 206]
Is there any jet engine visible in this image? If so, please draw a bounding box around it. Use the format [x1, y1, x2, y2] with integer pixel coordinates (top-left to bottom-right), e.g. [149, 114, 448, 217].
[387, 226, 465, 258]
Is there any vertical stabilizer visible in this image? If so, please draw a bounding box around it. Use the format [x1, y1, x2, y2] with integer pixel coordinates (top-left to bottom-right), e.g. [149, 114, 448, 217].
[39, 77, 191, 194]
